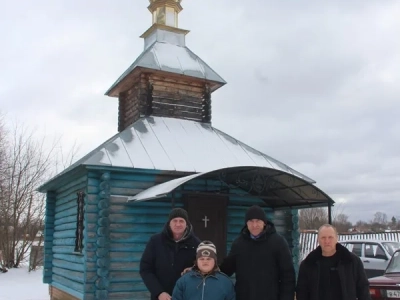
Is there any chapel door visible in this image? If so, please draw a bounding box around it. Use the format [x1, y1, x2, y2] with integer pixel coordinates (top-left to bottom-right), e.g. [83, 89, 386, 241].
[185, 194, 228, 259]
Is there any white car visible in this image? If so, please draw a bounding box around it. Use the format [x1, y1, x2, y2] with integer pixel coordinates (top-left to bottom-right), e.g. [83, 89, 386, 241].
[340, 239, 400, 278]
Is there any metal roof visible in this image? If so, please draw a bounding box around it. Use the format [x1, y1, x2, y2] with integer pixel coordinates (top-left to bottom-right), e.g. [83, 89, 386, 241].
[127, 166, 333, 209]
[47, 116, 315, 185]
[105, 39, 226, 96]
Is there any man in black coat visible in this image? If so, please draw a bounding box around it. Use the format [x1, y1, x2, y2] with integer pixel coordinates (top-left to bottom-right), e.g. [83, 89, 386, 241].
[296, 224, 371, 300]
[140, 208, 201, 300]
[219, 205, 296, 300]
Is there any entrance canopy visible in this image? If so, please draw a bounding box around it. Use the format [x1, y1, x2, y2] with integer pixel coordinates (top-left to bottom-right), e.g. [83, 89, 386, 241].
[127, 166, 334, 209]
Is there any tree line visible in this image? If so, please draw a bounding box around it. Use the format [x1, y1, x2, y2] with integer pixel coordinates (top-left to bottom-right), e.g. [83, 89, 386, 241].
[299, 207, 400, 233]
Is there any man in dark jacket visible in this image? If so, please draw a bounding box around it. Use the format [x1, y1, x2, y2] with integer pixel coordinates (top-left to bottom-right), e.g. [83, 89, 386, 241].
[140, 208, 201, 300]
[219, 205, 296, 300]
[296, 224, 371, 300]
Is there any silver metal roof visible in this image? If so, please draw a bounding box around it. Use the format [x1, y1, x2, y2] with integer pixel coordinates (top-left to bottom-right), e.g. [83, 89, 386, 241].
[52, 116, 315, 184]
[106, 29, 226, 96]
[127, 166, 333, 209]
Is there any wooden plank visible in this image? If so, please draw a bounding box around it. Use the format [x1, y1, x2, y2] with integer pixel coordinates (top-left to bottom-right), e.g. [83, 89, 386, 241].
[53, 259, 84, 272]
[52, 275, 84, 293]
[53, 253, 84, 264]
[53, 238, 76, 246]
[53, 266, 84, 282]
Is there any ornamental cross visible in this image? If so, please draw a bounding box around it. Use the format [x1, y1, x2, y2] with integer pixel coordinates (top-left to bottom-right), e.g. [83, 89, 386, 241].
[202, 216, 210, 228]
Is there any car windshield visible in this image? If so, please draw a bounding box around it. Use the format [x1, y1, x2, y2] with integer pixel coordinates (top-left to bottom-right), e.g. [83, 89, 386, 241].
[386, 251, 400, 274]
[382, 242, 400, 256]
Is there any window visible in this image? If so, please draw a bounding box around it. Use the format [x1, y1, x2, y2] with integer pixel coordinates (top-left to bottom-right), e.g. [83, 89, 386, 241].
[74, 191, 85, 253]
[345, 243, 362, 257]
[364, 243, 387, 260]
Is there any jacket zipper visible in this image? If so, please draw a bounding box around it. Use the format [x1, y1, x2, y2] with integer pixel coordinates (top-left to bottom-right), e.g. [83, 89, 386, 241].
[201, 281, 205, 300]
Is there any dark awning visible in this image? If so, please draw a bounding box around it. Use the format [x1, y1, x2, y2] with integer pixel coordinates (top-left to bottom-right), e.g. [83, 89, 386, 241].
[127, 166, 334, 209]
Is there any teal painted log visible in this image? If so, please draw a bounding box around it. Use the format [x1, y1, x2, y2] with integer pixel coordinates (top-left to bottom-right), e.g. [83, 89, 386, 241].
[85, 271, 98, 283]
[109, 179, 156, 189]
[52, 275, 84, 293]
[55, 175, 87, 194]
[52, 274, 84, 293]
[95, 277, 110, 289]
[108, 233, 153, 243]
[87, 178, 101, 186]
[109, 271, 142, 282]
[53, 246, 76, 254]
[110, 187, 143, 195]
[108, 206, 176, 215]
[107, 215, 166, 224]
[95, 290, 108, 300]
[53, 229, 76, 239]
[53, 238, 75, 246]
[109, 223, 162, 233]
[109, 252, 142, 262]
[109, 281, 147, 292]
[87, 186, 100, 194]
[54, 207, 77, 219]
[53, 266, 84, 282]
[54, 215, 77, 226]
[98, 199, 109, 210]
[108, 172, 157, 182]
[53, 253, 84, 264]
[55, 198, 77, 214]
[86, 194, 99, 205]
[53, 259, 84, 272]
[85, 204, 98, 213]
[109, 262, 138, 271]
[109, 243, 146, 252]
[107, 291, 149, 299]
[54, 222, 76, 231]
[88, 171, 101, 178]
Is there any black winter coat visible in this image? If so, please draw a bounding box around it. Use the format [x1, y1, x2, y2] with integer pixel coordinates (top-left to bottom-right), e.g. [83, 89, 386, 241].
[139, 223, 201, 300]
[296, 243, 371, 300]
[219, 222, 296, 300]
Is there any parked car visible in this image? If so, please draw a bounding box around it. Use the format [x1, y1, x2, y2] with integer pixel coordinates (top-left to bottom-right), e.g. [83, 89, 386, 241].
[369, 249, 400, 299]
[340, 240, 400, 278]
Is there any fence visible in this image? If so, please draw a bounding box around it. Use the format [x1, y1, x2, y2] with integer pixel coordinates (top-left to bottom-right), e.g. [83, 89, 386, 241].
[299, 231, 400, 262]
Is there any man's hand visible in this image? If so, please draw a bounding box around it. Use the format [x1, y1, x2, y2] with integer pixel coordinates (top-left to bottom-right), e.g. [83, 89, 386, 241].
[181, 267, 192, 275]
[158, 292, 171, 300]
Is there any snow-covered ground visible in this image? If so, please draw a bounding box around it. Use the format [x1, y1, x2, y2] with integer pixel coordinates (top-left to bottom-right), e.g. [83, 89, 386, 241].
[0, 267, 49, 300]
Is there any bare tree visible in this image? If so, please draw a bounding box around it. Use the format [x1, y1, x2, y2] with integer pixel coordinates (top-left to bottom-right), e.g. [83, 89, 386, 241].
[299, 207, 328, 230]
[333, 213, 352, 233]
[0, 119, 79, 268]
[373, 212, 388, 226]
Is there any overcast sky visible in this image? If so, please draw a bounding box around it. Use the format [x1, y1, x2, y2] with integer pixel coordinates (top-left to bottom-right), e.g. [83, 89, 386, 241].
[1, 0, 399, 223]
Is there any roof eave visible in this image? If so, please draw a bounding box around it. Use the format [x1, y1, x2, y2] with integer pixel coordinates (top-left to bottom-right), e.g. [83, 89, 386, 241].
[105, 67, 226, 97]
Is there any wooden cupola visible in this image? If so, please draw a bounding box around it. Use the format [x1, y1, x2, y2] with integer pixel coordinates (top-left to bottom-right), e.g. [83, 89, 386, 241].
[105, 0, 226, 132]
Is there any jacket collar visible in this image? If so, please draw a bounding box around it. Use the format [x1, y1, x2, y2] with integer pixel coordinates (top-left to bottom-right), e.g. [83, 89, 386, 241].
[162, 222, 194, 243]
[241, 220, 276, 241]
[303, 243, 353, 266]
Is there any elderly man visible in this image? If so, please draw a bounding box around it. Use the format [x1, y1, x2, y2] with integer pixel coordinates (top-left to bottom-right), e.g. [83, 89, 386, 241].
[219, 205, 296, 300]
[296, 224, 371, 300]
[140, 208, 200, 300]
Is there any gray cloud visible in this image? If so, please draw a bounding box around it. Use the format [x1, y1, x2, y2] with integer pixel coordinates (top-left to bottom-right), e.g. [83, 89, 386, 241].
[1, 0, 399, 223]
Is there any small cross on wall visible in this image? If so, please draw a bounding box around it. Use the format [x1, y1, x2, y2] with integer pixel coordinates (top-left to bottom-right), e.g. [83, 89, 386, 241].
[202, 216, 210, 228]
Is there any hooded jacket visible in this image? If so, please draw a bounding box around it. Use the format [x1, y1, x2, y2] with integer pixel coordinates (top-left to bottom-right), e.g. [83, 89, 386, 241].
[296, 243, 371, 300]
[219, 221, 295, 300]
[139, 222, 201, 300]
[172, 267, 236, 300]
